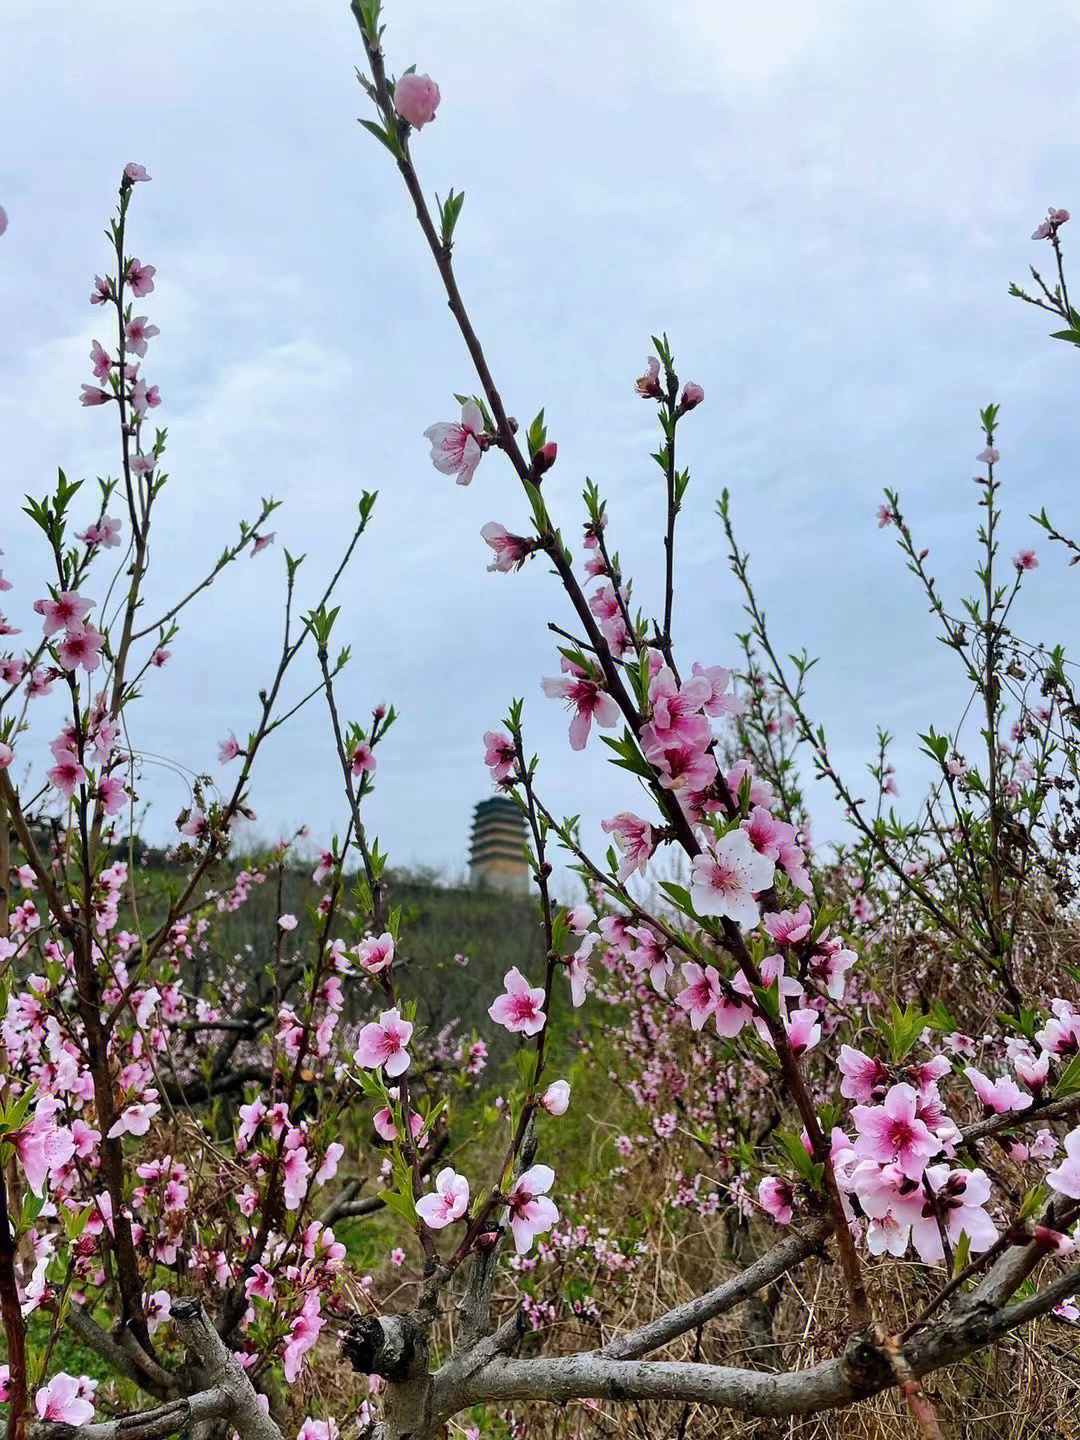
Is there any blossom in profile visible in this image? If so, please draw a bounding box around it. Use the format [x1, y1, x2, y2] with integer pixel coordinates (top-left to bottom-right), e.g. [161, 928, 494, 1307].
[505, 1164, 558, 1253]
[106, 1101, 161, 1140]
[635, 356, 662, 398]
[80, 516, 122, 549]
[394, 72, 441, 128]
[540, 1080, 570, 1116]
[542, 666, 619, 751]
[283, 1292, 323, 1383]
[838, 1045, 889, 1103]
[10, 1104, 76, 1195]
[130, 379, 161, 415]
[90, 340, 112, 378]
[483, 729, 517, 783]
[416, 1167, 470, 1229]
[1046, 1127, 1080, 1199]
[784, 1007, 822, 1056]
[758, 1175, 794, 1225]
[964, 1066, 1032, 1115]
[481, 522, 533, 573]
[1032, 207, 1069, 239]
[218, 731, 241, 763]
[691, 662, 743, 717]
[123, 162, 151, 183]
[601, 812, 655, 881]
[424, 400, 485, 485]
[283, 1142, 311, 1210]
[354, 1008, 413, 1076]
[373, 1103, 424, 1143]
[681, 381, 704, 409]
[565, 934, 596, 1008]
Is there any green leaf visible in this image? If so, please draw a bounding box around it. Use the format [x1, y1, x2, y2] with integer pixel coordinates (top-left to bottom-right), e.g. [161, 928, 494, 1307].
[658, 881, 694, 915]
[951, 1229, 972, 1278]
[1053, 1051, 1080, 1098]
[773, 1129, 816, 1182]
[358, 118, 401, 157]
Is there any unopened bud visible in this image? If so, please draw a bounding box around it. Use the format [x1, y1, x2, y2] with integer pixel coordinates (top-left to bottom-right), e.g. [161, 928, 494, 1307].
[681, 382, 704, 410]
[533, 441, 558, 476]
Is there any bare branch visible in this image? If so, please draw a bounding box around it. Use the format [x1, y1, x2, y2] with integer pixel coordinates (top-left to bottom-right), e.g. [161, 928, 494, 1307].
[600, 1219, 829, 1360]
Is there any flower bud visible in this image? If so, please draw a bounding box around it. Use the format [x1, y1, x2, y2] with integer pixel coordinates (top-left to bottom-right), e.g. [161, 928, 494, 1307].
[394, 72, 440, 129]
[533, 441, 558, 476]
[681, 382, 704, 410]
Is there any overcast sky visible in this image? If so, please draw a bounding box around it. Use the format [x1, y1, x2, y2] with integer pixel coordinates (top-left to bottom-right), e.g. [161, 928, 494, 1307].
[2, 0, 1079, 883]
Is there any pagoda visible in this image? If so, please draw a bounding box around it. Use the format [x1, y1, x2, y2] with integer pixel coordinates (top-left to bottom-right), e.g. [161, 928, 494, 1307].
[469, 796, 529, 895]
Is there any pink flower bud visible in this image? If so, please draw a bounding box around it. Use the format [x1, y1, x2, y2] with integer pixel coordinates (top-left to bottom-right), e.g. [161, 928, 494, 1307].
[534, 441, 558, 476]
[394, 73, 440, 129]
[681, 382, 704, 410]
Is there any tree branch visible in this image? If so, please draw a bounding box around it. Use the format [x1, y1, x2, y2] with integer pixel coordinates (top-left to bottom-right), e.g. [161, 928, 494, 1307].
[600, 1219, 829, 1360]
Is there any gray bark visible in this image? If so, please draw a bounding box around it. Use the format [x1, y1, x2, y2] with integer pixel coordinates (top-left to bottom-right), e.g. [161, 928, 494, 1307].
[600, 1218, 828, 1360]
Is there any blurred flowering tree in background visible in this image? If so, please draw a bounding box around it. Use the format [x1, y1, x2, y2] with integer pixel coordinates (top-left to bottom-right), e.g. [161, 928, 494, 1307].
[1, 5, 1080, 1440]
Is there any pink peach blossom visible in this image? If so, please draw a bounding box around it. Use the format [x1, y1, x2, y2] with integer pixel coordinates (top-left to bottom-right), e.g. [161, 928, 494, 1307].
[853, 1083, 941, 1181]
[354, 1008, 413, 1076]
[394, 71, 441, 128]
[600, 811, 655, 881]
[506, 1164, 559, 1254]
[542, 666, 619, 751]
[540, 1080, 570, 1116]
[56, 624, 104, 673]
[690, 829, 774, 929]
[758, 1175, 794, 1224]
[416, 1167, 470, 1229]
[425, 401, 485, 485]
[488, 967, 546, 1035]
[125, 258, 156, 296]
[1046, 1127, 1080, 1199]
[483, 730, 517, 783]
[481, 522, 533, 573]
[35, 1374, 95, 1426]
